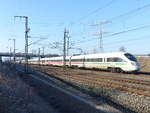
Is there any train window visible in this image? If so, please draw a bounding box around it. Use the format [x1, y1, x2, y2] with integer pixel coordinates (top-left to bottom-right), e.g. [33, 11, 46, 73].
[87, 59, 93, 62]
[97, 58, 102, 62]
[85, 59, 89, 62]
[71, 59, 83, 62]
[58, 60, 62, 62]
[107, 58, 113, 62]
[85, 58, 102, 62]
[66, 59, 69, 62]
[71, 59, 77, 62]
[90, 59, 94, 62]
[115, 58, 125, 62]
[93, 59, 97, 62]
[107, 58, 124, 62]
[124, 53, 137, 62]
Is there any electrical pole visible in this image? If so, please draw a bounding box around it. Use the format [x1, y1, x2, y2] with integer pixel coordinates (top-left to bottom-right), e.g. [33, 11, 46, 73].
[10, 48, 12, 61]
[63, 28, 69, 68]
[100, 29, 103, 52]
[38, 48, 41, 66]
[9, 38, 16, 62]
[14, 16, 29, 73]
[13, 39, 16, 62]
[93, 20, 110, 53]
[67, 35, 70, 56]
[42, 46, 45, 57]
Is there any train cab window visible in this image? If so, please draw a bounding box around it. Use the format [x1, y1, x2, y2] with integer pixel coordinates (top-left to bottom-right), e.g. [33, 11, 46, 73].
[124, 53, 137, 62]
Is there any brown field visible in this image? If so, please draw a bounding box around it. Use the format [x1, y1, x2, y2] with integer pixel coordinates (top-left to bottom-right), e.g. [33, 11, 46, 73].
[137, 57, 150, 72]
[0, 64, 57, 113]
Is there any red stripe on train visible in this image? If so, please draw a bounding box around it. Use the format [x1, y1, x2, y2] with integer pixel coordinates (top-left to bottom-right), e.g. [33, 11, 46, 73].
[47, 62, 83, 64]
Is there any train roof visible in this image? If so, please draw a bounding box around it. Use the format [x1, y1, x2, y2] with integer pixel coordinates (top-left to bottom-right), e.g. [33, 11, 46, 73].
[29, 52, 129, 61]
[71, 52, 126, 58]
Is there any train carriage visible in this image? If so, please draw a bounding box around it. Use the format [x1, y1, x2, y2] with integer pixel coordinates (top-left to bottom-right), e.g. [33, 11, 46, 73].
[27, 52, 140, 72]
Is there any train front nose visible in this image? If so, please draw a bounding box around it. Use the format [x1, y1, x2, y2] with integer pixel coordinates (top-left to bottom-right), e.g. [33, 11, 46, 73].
[130, 62, 140, 71]
[136, 62, 141, 71]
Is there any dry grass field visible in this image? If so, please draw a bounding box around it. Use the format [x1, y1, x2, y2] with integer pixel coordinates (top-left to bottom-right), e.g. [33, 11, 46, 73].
[0, 64, 57, 113]
[137, 57, 150, 72]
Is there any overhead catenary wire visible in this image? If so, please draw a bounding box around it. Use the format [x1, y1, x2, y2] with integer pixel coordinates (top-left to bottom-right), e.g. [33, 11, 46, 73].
[68, 0, 117, 27]
[83, 35, 150, 53]
[70, 2, 150, 40]
[109, 2, 150, 21]
[105, 35, 150, 47]
[104, 36, 150, 50]
[74, 24, 150, 44]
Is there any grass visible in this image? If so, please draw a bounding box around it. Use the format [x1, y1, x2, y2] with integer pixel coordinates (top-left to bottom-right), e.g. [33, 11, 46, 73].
[0, 64, 57, 113]
[137, 57, 150, 72]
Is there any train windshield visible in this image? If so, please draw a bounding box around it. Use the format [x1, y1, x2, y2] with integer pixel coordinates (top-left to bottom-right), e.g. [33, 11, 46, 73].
[124, 53, 137, 62]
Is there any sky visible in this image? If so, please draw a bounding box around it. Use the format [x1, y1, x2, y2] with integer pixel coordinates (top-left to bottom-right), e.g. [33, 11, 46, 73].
[0, 0, 150, 55]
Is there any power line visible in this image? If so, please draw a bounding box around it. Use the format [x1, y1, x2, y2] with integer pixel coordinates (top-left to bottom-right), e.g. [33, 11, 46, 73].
[74, 24, 150, 44]
[108, 25, 150, 37]
[110, 2, 150, 21]
[69, 0, 117, 26]
[86, 35, 150, 51]
[68, 2, 150, 52]
[68, 1, 150, 33]
[70, 2, 150, 38]
[105, 35, 150, 46]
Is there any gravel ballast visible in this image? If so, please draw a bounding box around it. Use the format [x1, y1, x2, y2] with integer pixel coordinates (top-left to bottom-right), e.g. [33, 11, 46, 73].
[31, 65, 150, 113]
[63, 78, 150, 113]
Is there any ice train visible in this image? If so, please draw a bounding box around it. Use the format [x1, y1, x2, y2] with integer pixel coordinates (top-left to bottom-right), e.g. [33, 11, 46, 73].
[28, 52, 141, 72]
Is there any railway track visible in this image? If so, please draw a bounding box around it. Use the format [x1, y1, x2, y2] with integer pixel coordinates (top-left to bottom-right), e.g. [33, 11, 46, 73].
[135, 72, 150, 78]
[46, 69, 150, 97]
[31, 65, 150, 97]
[38, 65, 150, 86]
[32, 64, 150, 79]
[70, 71, 150, 86]
[15, 64, 108, 113]
[56, 74, 150, 97]
[15, 64, 139, 113]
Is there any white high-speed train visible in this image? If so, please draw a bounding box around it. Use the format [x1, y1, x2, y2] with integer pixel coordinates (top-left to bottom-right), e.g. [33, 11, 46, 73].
[28, 52, 140, 72]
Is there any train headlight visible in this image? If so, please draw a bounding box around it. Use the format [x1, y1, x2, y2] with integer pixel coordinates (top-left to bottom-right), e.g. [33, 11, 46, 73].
[131, 62, 136, 66]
